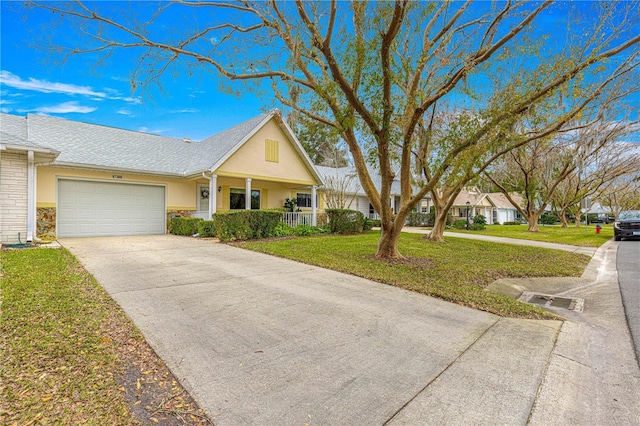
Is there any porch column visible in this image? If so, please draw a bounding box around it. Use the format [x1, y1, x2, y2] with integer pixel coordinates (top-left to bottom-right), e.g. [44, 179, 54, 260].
[27, 151, 35, 242]
[311, 185, 317, 226]
[245, 178, 252, 210]
[209, 174, 217, 219]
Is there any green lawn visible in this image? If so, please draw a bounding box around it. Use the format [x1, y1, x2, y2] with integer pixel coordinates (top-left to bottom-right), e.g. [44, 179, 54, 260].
[447, 224, 612, 247]
[0, 248, 209, 425]
[239, 231, 590, 319]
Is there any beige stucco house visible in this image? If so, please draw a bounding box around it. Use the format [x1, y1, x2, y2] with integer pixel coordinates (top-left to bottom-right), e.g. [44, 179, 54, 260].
[0, 110, 322, 243]
[449, 188, 524, 224]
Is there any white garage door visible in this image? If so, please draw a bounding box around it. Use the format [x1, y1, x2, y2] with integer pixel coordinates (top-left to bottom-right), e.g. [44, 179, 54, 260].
[57, 179, 166, 237]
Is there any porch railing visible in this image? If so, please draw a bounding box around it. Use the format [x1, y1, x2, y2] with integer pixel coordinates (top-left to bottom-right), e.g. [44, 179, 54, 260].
[282, 212, 313, 227]
[192, 211, 210, 220]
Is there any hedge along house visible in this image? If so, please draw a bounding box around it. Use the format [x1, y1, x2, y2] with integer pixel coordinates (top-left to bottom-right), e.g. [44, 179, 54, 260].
[0, 110, 322, 242]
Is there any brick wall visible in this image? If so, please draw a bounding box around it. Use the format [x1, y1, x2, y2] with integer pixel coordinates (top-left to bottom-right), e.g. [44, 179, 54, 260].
[0, 151, 29, 244]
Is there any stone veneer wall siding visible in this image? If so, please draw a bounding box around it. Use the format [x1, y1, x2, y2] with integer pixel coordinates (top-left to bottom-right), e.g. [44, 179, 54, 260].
[166, 210, 195, 232]
[37, 207, 56, 236]
[0, 151, 28, 244]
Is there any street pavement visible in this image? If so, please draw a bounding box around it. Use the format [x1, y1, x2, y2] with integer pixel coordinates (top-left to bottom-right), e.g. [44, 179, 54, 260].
[617, 240, 640, 367]
[60, 234, 639, 425]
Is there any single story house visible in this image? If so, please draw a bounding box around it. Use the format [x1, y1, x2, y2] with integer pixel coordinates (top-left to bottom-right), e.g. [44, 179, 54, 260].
[487, 192, 525, 224]
[449, 188, 524, 224]
[315, 165, 431, 219]
[0, 110, 322, 243]
[450, 188, 496, 224]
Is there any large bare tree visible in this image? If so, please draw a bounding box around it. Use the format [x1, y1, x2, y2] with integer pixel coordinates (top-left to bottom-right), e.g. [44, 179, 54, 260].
[29, 0, 640, 257]
[552, 137, 640, 227]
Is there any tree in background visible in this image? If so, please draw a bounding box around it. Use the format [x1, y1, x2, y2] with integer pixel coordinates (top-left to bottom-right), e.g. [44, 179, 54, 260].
[27, 1, 640, 258]
[552, 136, 640, 227]
[601, 174, 640, 216]
[485, 111, 638, 231]
[286, 110, 348, 167]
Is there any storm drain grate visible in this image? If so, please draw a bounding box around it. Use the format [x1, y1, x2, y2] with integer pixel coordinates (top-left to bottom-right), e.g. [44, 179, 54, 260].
[519, 291, 584, 312]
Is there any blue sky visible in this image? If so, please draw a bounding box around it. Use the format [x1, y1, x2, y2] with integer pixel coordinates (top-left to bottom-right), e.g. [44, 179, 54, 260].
[1, 1, 269, 140]
[1, 1, 637, 141]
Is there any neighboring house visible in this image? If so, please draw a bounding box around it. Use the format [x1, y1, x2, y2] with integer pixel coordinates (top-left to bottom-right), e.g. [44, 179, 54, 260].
[315, 165, 431, 219]
[449, 188, 496, 224]
[0, 110, 322, 243]
[584, 201, 612, 219]
[447, 188, 525, 225]
[486, 192, 525, 224]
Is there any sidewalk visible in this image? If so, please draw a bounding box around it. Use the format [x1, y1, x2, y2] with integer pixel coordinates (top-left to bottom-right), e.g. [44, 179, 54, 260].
[401, 227, 598, 256]
[390, 230, 639, 424]
[489, 240, 640, 424]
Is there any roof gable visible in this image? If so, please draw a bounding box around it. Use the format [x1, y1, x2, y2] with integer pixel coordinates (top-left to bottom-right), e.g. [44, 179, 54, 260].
[215, 116, 320, 185]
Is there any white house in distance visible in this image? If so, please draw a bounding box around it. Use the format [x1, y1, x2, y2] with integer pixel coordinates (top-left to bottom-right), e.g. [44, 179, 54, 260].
[449, 188, 525, 224]
[315, 165, 432, 219]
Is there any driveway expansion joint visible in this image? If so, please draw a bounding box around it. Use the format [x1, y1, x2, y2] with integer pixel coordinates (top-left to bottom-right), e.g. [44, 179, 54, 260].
[383, 317, 501, 425]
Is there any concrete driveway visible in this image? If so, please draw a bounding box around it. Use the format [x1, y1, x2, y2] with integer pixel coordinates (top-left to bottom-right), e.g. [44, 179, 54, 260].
[61, 235, 560, 425]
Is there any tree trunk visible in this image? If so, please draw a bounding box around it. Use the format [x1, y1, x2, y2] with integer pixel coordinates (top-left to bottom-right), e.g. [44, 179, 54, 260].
[426, 212, 447, 242]
[574, 216, 581, 228]
[526, 212, 541, 232]
[560, 207, 569, 228]
[376, 222, 404, 259]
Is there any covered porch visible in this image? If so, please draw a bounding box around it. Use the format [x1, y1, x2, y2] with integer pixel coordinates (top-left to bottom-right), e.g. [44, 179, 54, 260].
[191, 174, 319, 226]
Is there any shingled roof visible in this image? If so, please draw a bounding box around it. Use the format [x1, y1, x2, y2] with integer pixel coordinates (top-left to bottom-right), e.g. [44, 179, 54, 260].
[0, 110, 312, 178]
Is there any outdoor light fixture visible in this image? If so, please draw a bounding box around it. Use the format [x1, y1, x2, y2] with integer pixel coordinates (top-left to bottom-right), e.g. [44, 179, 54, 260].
[466, 201, 471, 230]
[218, 186, 222, 192]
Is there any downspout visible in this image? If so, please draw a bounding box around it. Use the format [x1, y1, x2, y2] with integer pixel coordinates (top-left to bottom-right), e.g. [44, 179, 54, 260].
[27, 151, 35, 241]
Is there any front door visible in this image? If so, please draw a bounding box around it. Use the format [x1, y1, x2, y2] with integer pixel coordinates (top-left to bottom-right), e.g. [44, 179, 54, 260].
[198, 183, 209, 213]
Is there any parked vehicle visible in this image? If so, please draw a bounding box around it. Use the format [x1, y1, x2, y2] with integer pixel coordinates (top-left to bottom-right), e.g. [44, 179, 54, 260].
[613, 210, 640, 241]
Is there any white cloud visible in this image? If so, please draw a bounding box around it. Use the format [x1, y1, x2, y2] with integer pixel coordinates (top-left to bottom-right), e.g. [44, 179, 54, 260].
[0, 70, 107, 98]
[170, 108, 199, 113]
[117, 108, 132, 116]
[121, 96, 142, 104]
[1, 70, 143, 104]
[138, 126, 164, 134]
[30, 101, 96, 114]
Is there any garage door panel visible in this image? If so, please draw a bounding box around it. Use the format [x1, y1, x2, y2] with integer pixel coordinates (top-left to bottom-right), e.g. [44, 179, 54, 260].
[57, 180, 166, 237]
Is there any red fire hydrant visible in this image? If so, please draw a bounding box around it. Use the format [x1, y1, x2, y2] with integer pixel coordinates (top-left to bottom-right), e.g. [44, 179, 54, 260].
[596, 224, 601, 234]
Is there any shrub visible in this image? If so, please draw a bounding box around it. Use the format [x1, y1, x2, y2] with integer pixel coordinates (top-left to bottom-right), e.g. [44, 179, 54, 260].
[291, 224, 324, 236]
[407, 212, 431, 227]
[284, 198, 297, 212]
[170, 217, 203, 236]
[326, 209, 365, 234]
[366, 219, 381, 228]
[503, 221, 521, 225]
[470, 223, 485, 230]
[273, 222, 293, 237]
[197, 220, 216, 237]
[212, 210, 282, 241]
[539, 213, 558, 225]
[473, 214, 486, 226]
[452, 219, 468, 230]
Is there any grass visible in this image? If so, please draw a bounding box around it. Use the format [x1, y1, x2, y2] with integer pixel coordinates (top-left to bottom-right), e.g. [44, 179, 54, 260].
[447, 224, 612, 247]
[0, 248, 210, 425]
[239, 231, 591, 319]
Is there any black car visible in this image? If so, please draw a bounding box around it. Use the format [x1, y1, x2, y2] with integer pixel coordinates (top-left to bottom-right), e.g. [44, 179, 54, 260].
[614, 210, 640, 241]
